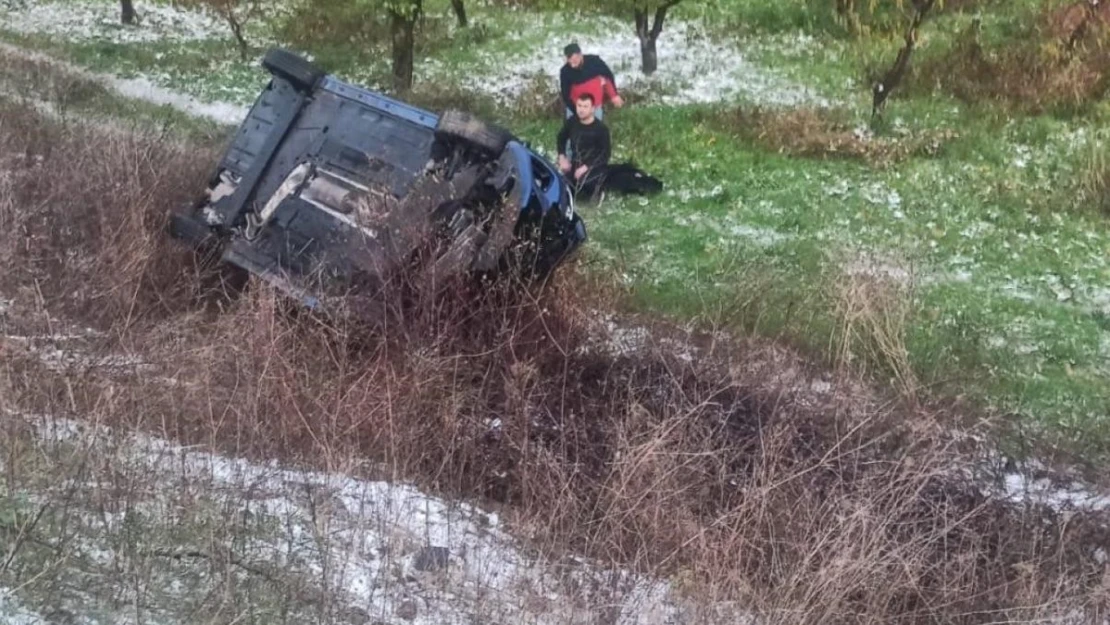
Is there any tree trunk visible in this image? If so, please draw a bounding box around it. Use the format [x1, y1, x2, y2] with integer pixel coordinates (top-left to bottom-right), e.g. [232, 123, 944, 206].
[120, 0, 136, 24]
[226, 13, 249, 60]
[391, 10, 417, 93]
[639, 35, 658, 75]
[450, 0, 467, 28]
[871, 0, 935, 118]
[634, 2, 678, 75]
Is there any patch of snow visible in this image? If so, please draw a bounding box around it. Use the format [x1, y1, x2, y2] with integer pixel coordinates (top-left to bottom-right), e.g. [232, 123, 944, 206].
[658, 337, 696, 363]
[2, 0, 225, 44]
[727, 224, 788, 247]
[5, 334, 152, 374]
[824, 177, 851, 198]
[843, 255, 913, 285]
[948, 269, 974, 283]
[860, 181, 902, 210]
[105, 72, 248, 125]
[1083, 286, 1110, 315]
[999, 279, 1038, 303]
[449, 18, 831, 107]
[604, 321, 651, 357]
[998, 470, 1110, 513]
[12, 411, 715, 625]
[0, 42, 247, 125]
[960, 221, 994, 239]
[0, 587, 45, 625]
[580, 313, 697, 362]
[810, 380, 832, 394]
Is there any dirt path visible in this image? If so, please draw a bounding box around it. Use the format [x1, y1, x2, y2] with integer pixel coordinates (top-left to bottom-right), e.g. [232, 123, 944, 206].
[0, 41, 247, 124]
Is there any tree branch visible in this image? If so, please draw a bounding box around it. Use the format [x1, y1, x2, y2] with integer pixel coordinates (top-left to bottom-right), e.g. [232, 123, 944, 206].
[651, 0, 681, 40]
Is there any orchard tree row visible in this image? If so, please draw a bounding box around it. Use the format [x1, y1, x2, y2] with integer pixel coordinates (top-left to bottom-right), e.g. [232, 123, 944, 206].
[112, 0, 990, 112]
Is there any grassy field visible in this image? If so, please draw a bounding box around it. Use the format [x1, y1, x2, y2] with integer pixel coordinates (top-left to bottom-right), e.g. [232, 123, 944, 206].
[2, 0, 1108, 461]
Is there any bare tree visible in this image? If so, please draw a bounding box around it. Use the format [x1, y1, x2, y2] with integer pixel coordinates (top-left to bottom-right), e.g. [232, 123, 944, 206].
[1063, 0, 1108, 57]
[121, 0, 137, 24]
[388, 0, 423, 92]
[633, 0, 680, 75]
[181, 0, 263, 60]
[871, 0, 941, 119]
[450, 0, 466, 27]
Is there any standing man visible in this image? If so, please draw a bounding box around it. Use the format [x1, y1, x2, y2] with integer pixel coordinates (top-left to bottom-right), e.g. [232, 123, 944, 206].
[559, 43, 624, 121]
[556, 93, 611, 201]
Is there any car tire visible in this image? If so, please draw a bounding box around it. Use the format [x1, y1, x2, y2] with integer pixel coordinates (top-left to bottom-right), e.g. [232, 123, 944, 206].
[435, 109, 514, 155]
[261, 48, 324, 93]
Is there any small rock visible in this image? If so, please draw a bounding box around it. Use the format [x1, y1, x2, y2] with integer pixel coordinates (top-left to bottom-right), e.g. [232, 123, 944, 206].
[396, 599, 418, 621]
[413, 545, 450, 572]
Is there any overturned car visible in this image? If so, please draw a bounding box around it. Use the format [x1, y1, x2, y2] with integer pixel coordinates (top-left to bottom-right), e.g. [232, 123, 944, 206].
[169, 48, 586, 310]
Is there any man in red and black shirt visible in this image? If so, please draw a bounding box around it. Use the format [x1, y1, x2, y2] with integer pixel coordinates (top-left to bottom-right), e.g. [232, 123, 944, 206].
[559, 43, 624, 122]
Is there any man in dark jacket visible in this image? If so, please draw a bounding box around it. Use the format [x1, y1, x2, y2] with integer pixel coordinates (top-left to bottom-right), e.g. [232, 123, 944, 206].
[559, 43, 623, 121]
[557, 93, 611, 201]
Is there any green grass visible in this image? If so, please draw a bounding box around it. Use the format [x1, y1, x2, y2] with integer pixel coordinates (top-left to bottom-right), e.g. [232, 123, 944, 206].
[2, 0, 1110, 461]
[525, 96, 1110, 458]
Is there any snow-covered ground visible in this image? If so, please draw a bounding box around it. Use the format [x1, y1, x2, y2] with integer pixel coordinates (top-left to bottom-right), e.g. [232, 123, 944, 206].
[0, 41, 249, 124]
[1, 0, 225, 44]
[999, 469, 1110, 512]
[0, 588, 44, 625]
[1, 1, 831, 110]
[4, 411, 694, 625]
[435, 17, 832, 107]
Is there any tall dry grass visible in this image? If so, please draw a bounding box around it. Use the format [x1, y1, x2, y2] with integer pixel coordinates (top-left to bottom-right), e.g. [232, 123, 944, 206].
[701, 106, 957, 167]
[2, 96, 1109, 624]
[912, 3, 1110, 114]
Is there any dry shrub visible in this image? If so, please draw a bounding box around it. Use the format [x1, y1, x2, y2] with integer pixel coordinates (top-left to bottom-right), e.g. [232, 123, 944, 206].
[1078, 134, 1110, 215]
[0, 50, 110, 118]
[914, 3, 1110, 113]
[509, 71, 562, 120]
[0, 100, 221, 327]
[828, 262, 919, 401]
[3, 100, 1110, 624]
[274, 0, 388, 51]
[704, 106, 957, 167]
[403, 81, 501, 121]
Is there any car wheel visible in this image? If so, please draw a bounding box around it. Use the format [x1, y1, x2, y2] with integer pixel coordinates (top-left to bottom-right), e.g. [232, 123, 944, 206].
[435, 109, 514, 155]
[261, 48, 325, 93]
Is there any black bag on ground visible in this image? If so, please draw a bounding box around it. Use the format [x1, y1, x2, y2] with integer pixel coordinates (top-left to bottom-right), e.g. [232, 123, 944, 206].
[600, 163, 663, 196]
[573, 162, 663, 202]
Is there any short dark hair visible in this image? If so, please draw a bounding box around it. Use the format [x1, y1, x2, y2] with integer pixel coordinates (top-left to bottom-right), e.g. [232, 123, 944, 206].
[564, 43, 582, 58]
[575, 93, 595, 105]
